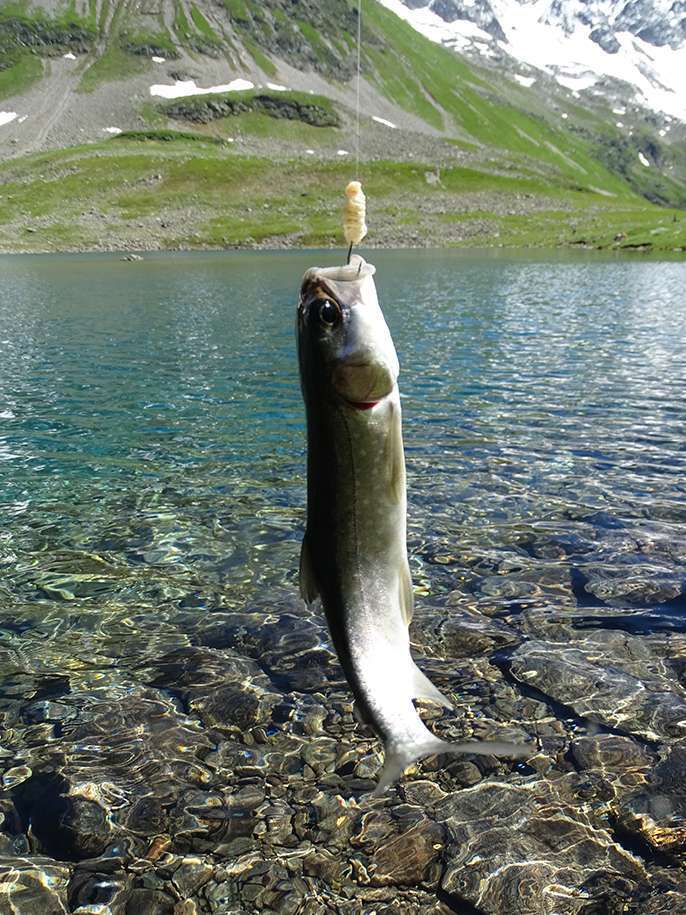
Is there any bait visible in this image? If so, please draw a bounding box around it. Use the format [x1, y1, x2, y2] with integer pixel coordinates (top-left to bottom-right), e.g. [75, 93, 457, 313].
[343, 180, 367, 259]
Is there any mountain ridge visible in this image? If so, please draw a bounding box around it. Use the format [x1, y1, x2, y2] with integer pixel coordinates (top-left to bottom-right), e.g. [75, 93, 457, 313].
[385, 0, 686, 121]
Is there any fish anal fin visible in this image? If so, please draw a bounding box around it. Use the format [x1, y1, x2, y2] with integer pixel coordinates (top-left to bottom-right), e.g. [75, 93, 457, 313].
[299, 535, 319, 605]
[399, 561, 414, 626]
[411, 663, 453, 708]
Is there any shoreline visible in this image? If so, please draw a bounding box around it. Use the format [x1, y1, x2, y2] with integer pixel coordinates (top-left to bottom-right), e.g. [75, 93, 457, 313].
[1, 139, 685, 258]
[1, 238, 684, 257]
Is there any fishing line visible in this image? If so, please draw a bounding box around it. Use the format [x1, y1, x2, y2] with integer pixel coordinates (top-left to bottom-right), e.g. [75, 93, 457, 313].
[343, 0, 367, 266]
[355, 0, 362, 179]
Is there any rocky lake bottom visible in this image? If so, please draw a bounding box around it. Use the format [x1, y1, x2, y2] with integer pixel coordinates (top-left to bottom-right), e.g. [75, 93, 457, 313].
[0, 250, 685, 914]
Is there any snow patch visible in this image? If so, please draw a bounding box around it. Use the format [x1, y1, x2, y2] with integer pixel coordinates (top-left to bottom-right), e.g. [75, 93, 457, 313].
[561, 112, 568, 119]
[152, 56, 166, 63]
[104, 127, 122, 134]
[372, 115, 398, 128]
[514, 74, 536, 88]
[379, 0, 686, 121]
[63, 52, 76, 60]
[0, 112, 17, 127]
[376, 0, 492, 44]
[18, 115, 28, 124]
[149, 79, 255, 99]
[305, 149, 315, 155]
[556, 72, 598, 92]
[638, 152, 651, 167]
[336, 149, 349, 156]
[612, 107, 626, 115]
[266, 82, 288, 91]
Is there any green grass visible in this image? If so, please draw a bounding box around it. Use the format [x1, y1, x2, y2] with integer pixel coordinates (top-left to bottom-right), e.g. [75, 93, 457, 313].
[173, 2, 191, 41]
[98, 0, 109, 30]
[194, 110, 339, 144]
[222, 0, 249, 20]
[78, 44, 150, 92]
[0, 50, 42, 100]
[172, 2, 222, 53]
[120, 28, 178, 58]
[201, 212, 300, 245]
[241, 33, 277, 77]
[437, 205, 686, 250]
[366, 42, 443, 131]
[0, 4, 96, 48]
[189, 4, 219, 42]
[0, 138, 683, 254]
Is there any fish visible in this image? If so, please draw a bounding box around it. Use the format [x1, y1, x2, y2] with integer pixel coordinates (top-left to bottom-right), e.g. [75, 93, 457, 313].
[296, 254, 527, 795]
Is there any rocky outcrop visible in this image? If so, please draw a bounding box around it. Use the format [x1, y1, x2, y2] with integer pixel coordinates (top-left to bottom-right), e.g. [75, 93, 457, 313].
[162, 92, 340, 128]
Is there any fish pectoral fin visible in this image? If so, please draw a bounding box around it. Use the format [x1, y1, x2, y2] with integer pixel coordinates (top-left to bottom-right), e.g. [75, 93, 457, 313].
[299, 536, 319, 605]
[399, 561, 414, 626]
[385, 400, 405, 505]
[411, 663, 454, 708]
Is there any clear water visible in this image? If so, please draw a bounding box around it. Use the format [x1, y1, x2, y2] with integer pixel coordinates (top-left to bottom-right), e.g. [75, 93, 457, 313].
[1, 250, 686, 910]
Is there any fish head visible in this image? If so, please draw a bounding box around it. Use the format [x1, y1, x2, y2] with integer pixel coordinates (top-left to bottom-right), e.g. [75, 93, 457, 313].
[297, 255, 399, 412]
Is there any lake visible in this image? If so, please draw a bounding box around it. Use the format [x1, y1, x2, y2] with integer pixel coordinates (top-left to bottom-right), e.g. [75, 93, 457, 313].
[1, 250, 685, 913]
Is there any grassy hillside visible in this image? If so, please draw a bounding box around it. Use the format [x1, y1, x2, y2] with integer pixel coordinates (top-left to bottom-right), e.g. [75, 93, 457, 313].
[0, 0, 684, 253]
[0, 135, 684, 253]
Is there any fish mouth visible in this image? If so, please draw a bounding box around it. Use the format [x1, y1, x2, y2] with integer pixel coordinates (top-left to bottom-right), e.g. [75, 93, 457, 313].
[344, 391, 391, 411]
[347, 399, 381, 411]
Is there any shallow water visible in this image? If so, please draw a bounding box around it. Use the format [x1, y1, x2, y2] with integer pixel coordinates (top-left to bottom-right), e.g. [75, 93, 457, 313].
[1, 250, 686, 914]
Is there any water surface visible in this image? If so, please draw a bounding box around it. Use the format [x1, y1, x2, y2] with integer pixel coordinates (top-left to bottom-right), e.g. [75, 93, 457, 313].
[1, 250, 686, 913]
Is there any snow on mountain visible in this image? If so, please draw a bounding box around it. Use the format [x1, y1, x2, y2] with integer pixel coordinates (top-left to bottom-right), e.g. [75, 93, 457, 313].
[378, 0, 686, 121]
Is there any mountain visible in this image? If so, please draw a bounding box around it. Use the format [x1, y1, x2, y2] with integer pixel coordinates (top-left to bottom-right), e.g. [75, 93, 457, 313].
[0, 0, 684, 254]
[384, 0, 686, 121]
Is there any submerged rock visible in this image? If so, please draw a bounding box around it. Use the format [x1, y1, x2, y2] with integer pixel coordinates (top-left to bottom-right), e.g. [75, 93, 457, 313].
[12, 773, 112, 862]
[510, 632, 686, 741]
[437, 777, 646, 915]
[0, 858, 70, 914]
[613, 741, 686, 858]
[68, 869, 130, 911]
[364, 818, 445, 887]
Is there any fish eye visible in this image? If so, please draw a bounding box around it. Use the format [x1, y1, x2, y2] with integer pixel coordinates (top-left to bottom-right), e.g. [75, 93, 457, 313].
[316, 299, 341, 327]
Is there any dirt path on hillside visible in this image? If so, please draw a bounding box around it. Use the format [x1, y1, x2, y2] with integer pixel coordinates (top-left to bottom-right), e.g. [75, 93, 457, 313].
[0, 55, 87, 156]
[21, 57, 85, 154]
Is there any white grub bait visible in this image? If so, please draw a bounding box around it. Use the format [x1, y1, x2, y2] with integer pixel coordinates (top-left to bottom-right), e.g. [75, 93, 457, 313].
[343, 180, 367, 247]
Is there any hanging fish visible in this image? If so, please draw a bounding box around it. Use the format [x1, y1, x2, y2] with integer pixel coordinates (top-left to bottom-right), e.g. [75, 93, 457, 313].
[296, 255, 527, 794]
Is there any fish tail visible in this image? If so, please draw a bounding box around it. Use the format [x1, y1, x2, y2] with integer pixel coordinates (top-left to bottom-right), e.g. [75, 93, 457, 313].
[373, 737, 529, 797]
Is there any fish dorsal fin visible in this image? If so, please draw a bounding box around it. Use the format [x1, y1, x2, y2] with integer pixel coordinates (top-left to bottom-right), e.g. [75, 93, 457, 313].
[411, 662, 454, 708]
[399, 560, 414, 626]
[299, 535, 319, 605]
